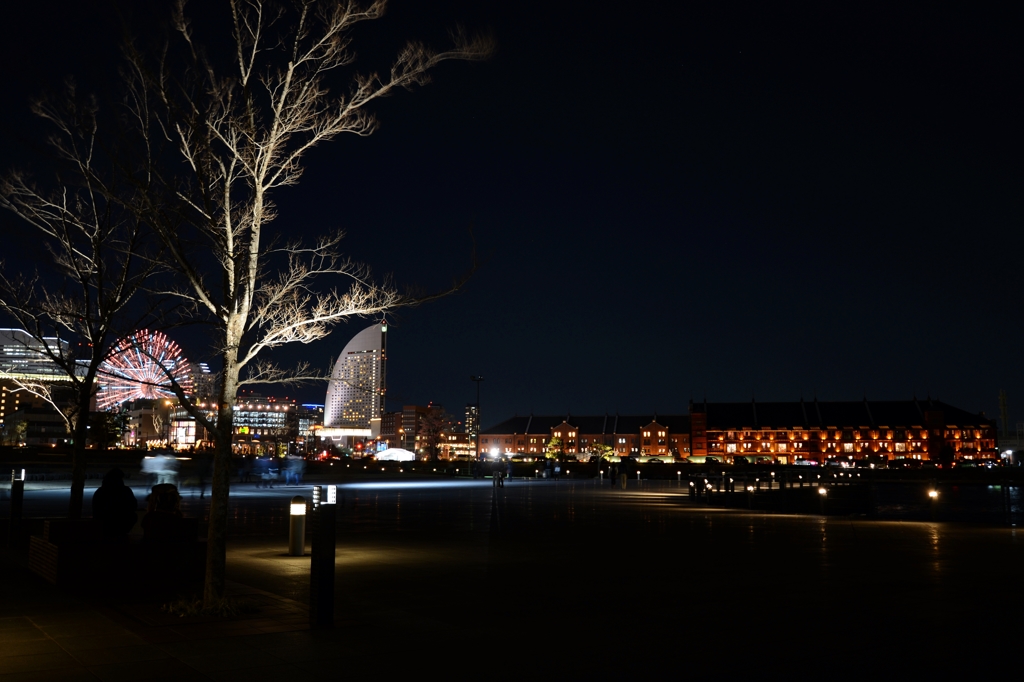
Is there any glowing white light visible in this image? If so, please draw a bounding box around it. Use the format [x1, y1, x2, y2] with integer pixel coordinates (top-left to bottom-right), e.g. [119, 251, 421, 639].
[326, 485, 337, 504]
[818, 487, 828, 496]
[290, 503, 306, 515]
[928, 490, 939, 499]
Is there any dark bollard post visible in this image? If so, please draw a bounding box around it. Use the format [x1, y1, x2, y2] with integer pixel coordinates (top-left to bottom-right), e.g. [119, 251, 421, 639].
[8, 469, 25, 549]
[689, 480, 695, 499]
[310, 485, 338, 628]
[10, 469, 25, 523]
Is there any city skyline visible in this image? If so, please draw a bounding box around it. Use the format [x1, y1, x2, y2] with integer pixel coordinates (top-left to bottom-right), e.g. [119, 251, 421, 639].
[0, 1, 1020, 429]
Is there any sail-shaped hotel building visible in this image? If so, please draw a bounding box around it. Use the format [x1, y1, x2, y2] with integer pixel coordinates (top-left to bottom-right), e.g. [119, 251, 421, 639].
[320, 323, 387, 439]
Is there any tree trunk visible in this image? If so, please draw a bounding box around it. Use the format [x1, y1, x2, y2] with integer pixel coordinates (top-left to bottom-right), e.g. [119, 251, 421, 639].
[68, 376, 95, 519]
[203, 362, 238, 606]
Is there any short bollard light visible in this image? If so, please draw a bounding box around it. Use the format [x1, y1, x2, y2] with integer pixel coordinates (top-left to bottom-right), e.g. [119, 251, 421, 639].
[818, 487, 828, 496]
[928, 489, 939, 499]
[289, 495, 306, 556]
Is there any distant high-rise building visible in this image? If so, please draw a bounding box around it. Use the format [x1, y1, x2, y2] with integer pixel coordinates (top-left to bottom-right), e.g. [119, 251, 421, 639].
[0, 328, 69, 380]
[465, 403, 479, 437]
[0, 328, 76, 439]
[297, 404, 324, 439]
[321, 323, 386, 438]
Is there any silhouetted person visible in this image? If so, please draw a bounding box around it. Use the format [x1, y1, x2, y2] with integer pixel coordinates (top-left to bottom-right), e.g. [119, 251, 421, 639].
[92, 468, 138, 538]
[285, 454, 305, 485]
[240, 454, 254, 483]
[194, 452, 212, 498]
[142, 484, 185, 542]
[254, 455, 272, 487]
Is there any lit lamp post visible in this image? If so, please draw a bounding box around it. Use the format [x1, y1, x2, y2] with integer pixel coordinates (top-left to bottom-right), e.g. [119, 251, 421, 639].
[288, 495, 306, 556]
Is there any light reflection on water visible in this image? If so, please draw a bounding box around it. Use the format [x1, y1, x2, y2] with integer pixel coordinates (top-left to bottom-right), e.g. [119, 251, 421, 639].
[9, 479, 1024, 539]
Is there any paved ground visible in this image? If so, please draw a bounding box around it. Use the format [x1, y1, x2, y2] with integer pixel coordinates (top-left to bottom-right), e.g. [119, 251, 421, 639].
[3, 477, 1024, 679]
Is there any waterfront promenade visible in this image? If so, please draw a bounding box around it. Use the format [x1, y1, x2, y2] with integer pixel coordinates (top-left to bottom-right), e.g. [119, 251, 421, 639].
[3, 477, 1023, 678]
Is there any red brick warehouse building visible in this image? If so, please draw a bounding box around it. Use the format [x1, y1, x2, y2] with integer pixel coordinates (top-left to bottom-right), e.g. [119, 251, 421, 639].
[688, 398, 997, 464]
[481, 414, 691, 461]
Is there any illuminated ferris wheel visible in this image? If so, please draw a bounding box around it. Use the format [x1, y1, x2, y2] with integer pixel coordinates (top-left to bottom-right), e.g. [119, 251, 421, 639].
[96, 330, 193, 410]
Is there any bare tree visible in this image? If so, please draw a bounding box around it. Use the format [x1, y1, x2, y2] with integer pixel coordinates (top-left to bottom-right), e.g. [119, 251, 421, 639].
[122, 0, 492, 604]
[417, 407, 453, 462]
[0, 85, 162, 518]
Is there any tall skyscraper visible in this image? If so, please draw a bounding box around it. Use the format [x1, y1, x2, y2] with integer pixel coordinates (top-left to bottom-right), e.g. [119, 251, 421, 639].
[321, 323, 386, 438]
[465, 403, 479, 438]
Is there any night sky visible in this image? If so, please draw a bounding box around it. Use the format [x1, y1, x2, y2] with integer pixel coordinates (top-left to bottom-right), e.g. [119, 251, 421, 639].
[1, 1, 1021, 429]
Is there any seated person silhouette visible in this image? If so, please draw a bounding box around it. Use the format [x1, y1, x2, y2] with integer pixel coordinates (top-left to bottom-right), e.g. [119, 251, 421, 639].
[142, 484, 187, 542]
[91, 468, 138, 539]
